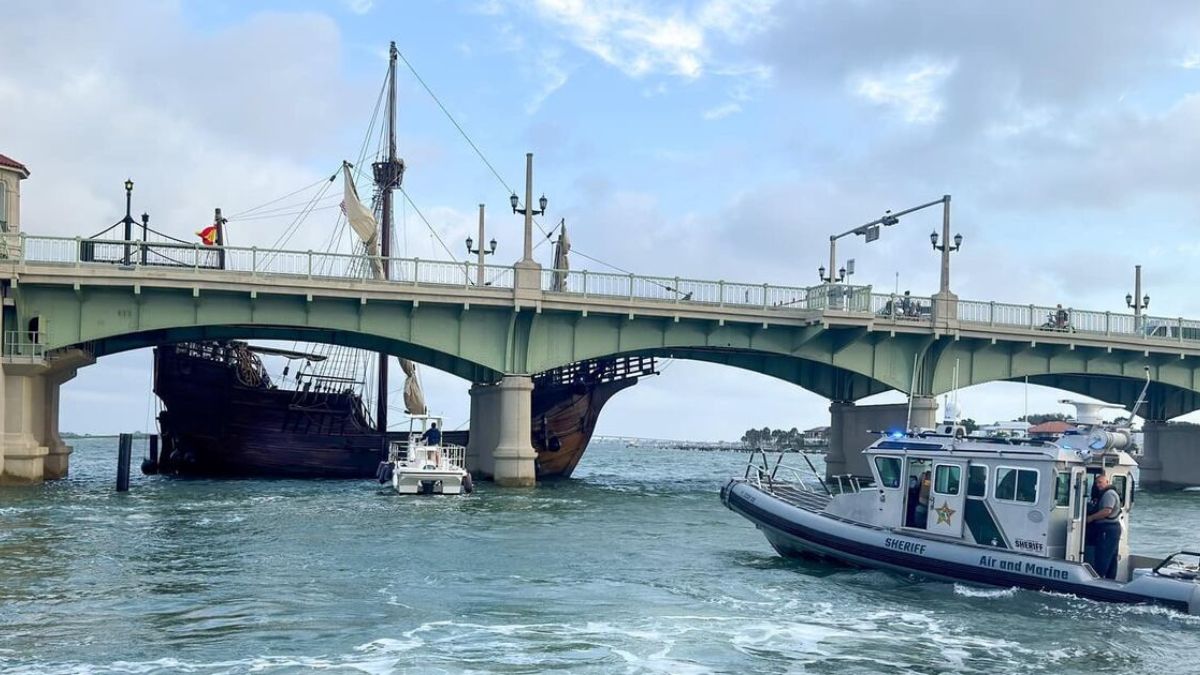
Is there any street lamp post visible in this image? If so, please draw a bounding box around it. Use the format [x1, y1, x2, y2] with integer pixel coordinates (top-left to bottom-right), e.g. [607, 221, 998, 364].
[511, 152, 547, 265]
[928, 195, 961, 295]
[466, 203, 498, 287]
[1125, 264, 1150, 332]
[122, 179, 135, 265]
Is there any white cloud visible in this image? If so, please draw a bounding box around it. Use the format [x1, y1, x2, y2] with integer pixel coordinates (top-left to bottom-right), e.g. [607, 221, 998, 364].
[702, 102, 741, 120]
[1181, 52, 1200, 69]
[525, 48, 571, 113]
[851, 58, 957, 124]
[343, 0, 373, 15]
[525, 0, 776, 79]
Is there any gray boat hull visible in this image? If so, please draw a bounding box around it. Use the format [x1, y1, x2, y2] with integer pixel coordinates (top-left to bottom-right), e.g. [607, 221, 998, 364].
[722, 479, 1200, 614]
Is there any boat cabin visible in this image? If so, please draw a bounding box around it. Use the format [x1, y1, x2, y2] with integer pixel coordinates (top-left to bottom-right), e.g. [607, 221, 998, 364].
[851, 427, 1138, 579]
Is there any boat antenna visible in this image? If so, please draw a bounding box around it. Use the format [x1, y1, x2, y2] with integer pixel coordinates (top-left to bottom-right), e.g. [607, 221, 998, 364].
[1023, 375, 1029, 423]
[905, 352, 918, 433]
[372, 41, 405, 433]
[1127, 365, 1152, 428]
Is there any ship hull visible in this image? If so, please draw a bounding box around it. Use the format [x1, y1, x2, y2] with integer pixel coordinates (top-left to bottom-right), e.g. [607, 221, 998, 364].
[154, 343, 650, 480]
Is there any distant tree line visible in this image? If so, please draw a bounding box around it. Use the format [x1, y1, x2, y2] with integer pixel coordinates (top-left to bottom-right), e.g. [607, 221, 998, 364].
[740, 427, 809, 450]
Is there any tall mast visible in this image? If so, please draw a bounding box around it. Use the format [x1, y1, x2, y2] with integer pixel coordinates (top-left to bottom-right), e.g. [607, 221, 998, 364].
[373, 41, 405, 433]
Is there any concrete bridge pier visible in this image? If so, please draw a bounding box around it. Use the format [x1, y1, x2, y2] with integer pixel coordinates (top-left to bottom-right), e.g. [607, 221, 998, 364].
[465, 375, 536, 487]
[0, 349, 93, 484]
[824, 396, 937, 480]
[1138, 421, 1200, 488]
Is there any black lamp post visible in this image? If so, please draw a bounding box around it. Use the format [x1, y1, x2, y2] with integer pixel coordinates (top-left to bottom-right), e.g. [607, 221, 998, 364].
[140, 212, 149, 265]
[122, 179, 135, 264]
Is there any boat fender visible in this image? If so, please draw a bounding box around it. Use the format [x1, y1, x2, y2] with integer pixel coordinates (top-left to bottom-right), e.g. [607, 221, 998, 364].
[463, 473, 474, 494]
[140, 459, 158, 476]
[1191, 586, 1200, 616]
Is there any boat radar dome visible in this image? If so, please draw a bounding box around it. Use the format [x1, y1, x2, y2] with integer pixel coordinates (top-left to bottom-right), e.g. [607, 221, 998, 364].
[1058, 399, 1124, 426]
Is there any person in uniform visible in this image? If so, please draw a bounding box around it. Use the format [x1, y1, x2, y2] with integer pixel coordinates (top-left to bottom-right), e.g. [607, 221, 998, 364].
[1086, 474, 1123, 579]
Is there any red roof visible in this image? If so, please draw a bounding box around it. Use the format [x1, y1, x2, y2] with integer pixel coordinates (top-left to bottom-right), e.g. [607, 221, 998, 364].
[1028, 421, 1074, 434]
[0, 153, 29, 178]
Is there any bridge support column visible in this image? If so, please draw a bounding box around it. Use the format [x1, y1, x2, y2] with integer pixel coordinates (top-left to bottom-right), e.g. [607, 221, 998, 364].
[1139, 421, 1200, 488]
[0, 349, 92, 484]
[825, 396, 937, 480]
[466, 375, 536, 487]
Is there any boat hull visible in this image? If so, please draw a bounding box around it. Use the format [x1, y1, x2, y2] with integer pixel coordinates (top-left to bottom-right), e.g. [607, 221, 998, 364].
[722, 480, 1200, 613]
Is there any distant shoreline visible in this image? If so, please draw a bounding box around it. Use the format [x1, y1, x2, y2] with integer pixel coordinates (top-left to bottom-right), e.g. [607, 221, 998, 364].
[63, 433, 152, 439]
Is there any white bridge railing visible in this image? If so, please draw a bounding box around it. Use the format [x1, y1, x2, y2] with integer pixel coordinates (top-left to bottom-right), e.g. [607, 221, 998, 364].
[6, 234, 1200, 349]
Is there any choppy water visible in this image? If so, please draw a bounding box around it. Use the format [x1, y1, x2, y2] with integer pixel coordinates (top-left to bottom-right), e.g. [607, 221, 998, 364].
[2, 439, 1198, 674]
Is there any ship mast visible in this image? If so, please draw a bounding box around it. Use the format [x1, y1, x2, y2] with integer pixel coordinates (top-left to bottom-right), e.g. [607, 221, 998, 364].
[373, 42, 405, 433]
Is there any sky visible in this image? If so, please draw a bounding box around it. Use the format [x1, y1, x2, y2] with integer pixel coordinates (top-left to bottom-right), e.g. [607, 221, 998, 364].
[5, 0, 1200, 439]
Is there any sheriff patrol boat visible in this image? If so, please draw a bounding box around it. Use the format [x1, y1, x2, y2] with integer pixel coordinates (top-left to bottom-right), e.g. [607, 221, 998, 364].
[722, 396, 1200, 614]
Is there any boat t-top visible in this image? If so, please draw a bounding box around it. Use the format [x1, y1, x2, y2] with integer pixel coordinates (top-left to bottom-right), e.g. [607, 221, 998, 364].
[722, 382, 1200, 614]
[379, 415, 473, 495]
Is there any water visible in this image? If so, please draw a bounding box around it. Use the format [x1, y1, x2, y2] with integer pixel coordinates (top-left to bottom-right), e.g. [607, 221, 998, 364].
[2, 439, 1199, 674]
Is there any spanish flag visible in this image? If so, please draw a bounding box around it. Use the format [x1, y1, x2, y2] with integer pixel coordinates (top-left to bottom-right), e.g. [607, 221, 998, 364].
[196, 225, 218, 246]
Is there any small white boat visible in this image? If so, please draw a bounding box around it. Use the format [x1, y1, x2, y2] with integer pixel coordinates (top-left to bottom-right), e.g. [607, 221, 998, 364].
[723, 396, 1200, 614]
[379, 415, 473, 495]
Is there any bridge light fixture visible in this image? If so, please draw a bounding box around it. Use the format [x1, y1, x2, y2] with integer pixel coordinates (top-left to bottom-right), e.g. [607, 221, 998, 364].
[1126, 293, 1133, 307]
[124, 179, 134, 193]
[818, 266, 826, 280]
[465, 236, 474, 253]
[489, 238, 497, 253]
[839, 267, 846, 280]
[510, 192, 519, 212]
[931, 231, 962, 252]
[539, 194, 548, 212]
[1144, 294, 1150, 308]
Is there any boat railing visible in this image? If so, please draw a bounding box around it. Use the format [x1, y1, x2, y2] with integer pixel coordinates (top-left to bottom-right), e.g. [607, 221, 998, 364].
[743, 449, 868, 496]
[390, 439, 466, 470]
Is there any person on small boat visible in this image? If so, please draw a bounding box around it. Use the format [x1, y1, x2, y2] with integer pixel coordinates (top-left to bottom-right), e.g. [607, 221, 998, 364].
[421, 422, 441, 446]
[1086, 474, 1123, 579]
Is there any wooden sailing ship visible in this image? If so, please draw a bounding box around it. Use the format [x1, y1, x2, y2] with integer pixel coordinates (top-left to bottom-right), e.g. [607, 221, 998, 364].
[149, 43, 655, 480]
[152, 343, 654, 479]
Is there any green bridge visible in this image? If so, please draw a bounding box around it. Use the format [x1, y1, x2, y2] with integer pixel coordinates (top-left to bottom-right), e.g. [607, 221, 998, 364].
[3, 232, 1200, 487]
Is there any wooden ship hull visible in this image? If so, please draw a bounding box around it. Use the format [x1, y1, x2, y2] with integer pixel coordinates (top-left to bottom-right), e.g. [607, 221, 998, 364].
[153, 341, 653, 480]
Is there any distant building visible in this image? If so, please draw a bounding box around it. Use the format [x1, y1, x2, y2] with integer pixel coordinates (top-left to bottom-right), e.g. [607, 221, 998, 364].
[803, 426, 830, 446]
[1027, 420, 1075, 440]
[977, 420, 1031, 439]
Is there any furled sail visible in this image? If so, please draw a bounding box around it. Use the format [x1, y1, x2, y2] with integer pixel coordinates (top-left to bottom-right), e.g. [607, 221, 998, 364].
[551, 222, 571, 292]
[400, 356, 427, 415]
[342, 162, 378, 249]
[342, 160, 426, 416]
[341, 162, 387, 281]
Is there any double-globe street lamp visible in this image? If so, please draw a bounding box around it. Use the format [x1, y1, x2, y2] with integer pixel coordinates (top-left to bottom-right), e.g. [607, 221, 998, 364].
[1125, 264, 1150, 332]
[510, 152, 548, 266]
[465, 203, 498, 286]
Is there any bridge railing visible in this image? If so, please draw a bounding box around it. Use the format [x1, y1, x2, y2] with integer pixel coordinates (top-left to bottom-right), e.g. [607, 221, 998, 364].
[3, 330, 44, 361]
[539, 268, 864, 311]
[12, 235, 1200, 346]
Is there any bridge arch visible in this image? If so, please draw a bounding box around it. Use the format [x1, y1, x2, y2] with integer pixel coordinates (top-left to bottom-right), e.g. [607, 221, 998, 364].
[928, 340, 1200, 420]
